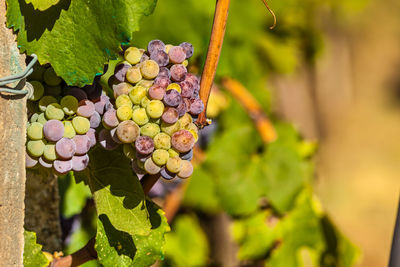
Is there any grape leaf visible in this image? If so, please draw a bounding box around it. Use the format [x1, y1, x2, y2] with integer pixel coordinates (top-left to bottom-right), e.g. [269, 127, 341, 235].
[25, 0, 60, 11]
[6, 0, 157, 86]
[96, 200, 170, 267]
[23, 230, 49, 267]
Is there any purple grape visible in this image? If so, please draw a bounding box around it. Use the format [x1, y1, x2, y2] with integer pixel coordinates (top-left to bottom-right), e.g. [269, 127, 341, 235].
[189, 98, 205, 115]
[148, 85, 166, 100]
[158, 67, 171, 78]
[161, 107, 179, 124]
[26, 152, 38, 168]
[114, 62, 131, 82]
[73, 135, 91, 155]
[163, 89, 182, 107]
[150, 50, 169, 67]
[94, 95, 110, 115]
[140, 53, 150, 63]
[176, 100, 188, 117]
[180, 149, 193, 161]
[43, 120, 64, 142]
[98, 129, 119, 151]
[171, 130, 195, 153]
[71, 154, 89, 172]
[168, 46, 186, 64]
[170, 64, 187, 82]
[67, 87, 88, 102]
[148, 39, 166, 54]
[110, 127, 123, 144]
[89, 111, 101, 128]
[86, 128, 97, 148]
[39, 157, 53, 169]
[160, 167, 176, 180]
[56, 138, 76, 159]
[132, 160, 146, 177]
[179, 42, 194, 58]
[135, 136, 154, 155]
[77, 99, 95, 118]
[53, 159, 72, 175]
[154, 76, 171, 89]
[102, 109, 119, 129]
[180, 80, 194, 98]
[184, 73, 200, 86]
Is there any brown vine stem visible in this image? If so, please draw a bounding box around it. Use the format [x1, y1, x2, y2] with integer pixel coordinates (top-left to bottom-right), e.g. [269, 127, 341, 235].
[261, 0, 277, 29]
[221, 77, 277, 143]
[196, 0, 231, 128]
[49, 238, 97, 267]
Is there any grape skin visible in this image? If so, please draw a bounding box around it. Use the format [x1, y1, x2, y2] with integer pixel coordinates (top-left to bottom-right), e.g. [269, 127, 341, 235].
[148, 39, 166, 55]
[170, 64, 187, 82]
[154, 76, 170, 89]
[113, 82, 133, 98]
[27, 122, 43, 140]
[63, 121, 76, 139]
[135, 136, 154, 155]
[71, 154, 89, 172]
[160, 167, 176, 180]
[132, 108, 149, 126]
[114, 62, 131, 82]
[189, 98, 205, 115]
[124, 47, 143, 65]
[72, 116, 90, 135]
[116, 94, 133, 109]
[55, 138, 76, 159]
[102, 109, 119, 129]
[179, 42, 194, 59]
[39, 157, 53, 168]
[140, 123, 160, 138]
[146, 100, 164, 119]
[148, 85, 166, 101]
[177, 160, 193, 178]
[152, 149, 169, 166]
[161, 121, 181, 136]
[140, 60, 160, 79]
[116, 120, 140, 143]
[45, 103, 64, 121]
[166, 156, 183, 173]
[53, 159, 72, 175]
[117, 105, 133, 121]
[126, 66, 142, 84]
[77, 99, 95, 118]
[73, 135, 91, 155]
[180, 80, 194, 98]
[43, 120, 64, 142]
[154, 133, 171, 150]
[158, 67, 171, 78]
[129, 85, 147, 104]
[26, 152, 38, 168]
[43, 143, 57, 161]
[168, 46, 186, 64]
[171, 129, 195, 153]
[89, 111, 101, 128]
[163, 89, 182, 107]
[150, 50, 169, 67]
[161, 107, 179, 124]
[27, 140, 46, 158]
[144, 157, 161, 175]
[86, 128, 97, 148]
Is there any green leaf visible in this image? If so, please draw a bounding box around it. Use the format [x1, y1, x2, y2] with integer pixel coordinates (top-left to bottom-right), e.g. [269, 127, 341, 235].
[59, 172, 91, 218]
[23, 230, 49, 267]
[96, 200, 170, 267]
[6, 0, 157, 86]
[25, 0, 60, 11]
[164, 215, 209, 267]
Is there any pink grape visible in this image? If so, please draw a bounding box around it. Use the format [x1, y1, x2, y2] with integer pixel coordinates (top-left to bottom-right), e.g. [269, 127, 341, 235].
[71, 154, 89, 172]
[102, 109, 119, 129]
[89, 111, 101, 128]
[163, 89, 182, 107]
[73, 135, 91, 155]
[168, 46, 186, 64]
[154, 76, 170, 89]
[98, 129, 119, 151]
[171, 130, 195, 153]
[148, 85, 166, 100]
[179, 42, 194, 58]
[43, 120, 64, 142]
[94, 95, 110, 115]
[86, 128, 97, 148]
[114, 62, 131, 82]
[177, 160, 194, 178]
[39, 157, 52, 169]
[26, 152, 38, 168]
[176, 100, 188, 117]
[160, 167, 176, 180]
[53, 159, 72, 175]
[135, 136, 154, 155]
[77, 99, 95, 118]
[189, 98, 205, 115]
[55, 138, 76, 159]
[180, 80, 194, 98]
[161, 107, 179, 124]
[170, 64, 187, 82]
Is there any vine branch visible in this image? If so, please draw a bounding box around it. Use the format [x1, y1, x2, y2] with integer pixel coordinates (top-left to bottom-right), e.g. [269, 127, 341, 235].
[49, 238, 97, 267]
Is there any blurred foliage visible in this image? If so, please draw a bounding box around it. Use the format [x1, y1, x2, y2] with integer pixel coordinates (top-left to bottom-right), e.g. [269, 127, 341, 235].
[23, 230, 49, 267]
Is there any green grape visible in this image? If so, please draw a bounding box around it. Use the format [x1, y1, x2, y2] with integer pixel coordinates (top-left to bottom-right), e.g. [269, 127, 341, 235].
[63, 121, 76, 139]
[140, 60, 159, 79]
[152, 149, 169, 166]
[132, 108, 149, 126]
[60, 95, 78, 115]
[117, 105, 133, 121]
[38, 95, 58, 112]
[168, 148, 180, 158]
[30, 113, 40, 123]
[37, 112, 48, 125]
[146, 100, 164, 119]
[124, 47, 143, 65]
[72, 116, 90, 134]
[136, 79, 154, 88]
[27, 122, 43, 140]
[27, 100, 40, 113]
[27, 139, 46, 157]
[154, 133, 171, 150]
[123, 144, 136, 160]
[43, 67, 62, 86]
[144, 157, 161, 175]
[126, 66, 142, 84]
[166, 156, 183, 173]
[116, 94, 132, 109]
[178, 113, 192, 129]
[44, 85, 62, 97]
[166, 83, 181, 93]
[140, 96, 150, 108]
[161, 121, 181, 136]
[132, 105, 140, 111]
[28, 81, 44, 101]
[45, 103, 65, 120]
[30, 63, 46, 81]
[140, 123, 160, 138]
[182, 60, 189, 67]
[128, 85, 147, 104]
[43, 143, 57, 161]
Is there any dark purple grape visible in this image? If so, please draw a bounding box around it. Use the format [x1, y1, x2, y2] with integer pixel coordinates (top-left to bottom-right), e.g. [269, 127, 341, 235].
[43, 120, 64, 142]
[56, 138, 76, 159]
[179, 42, 194, 58]
[161, 107, 179, 124]
[189, 98, 205, 115]
[77, 99, 95, 118]
[150, 50, 169, 67]
[136, 151, 150, 163]
[163, 89, 182, 107]
[86, 128, 97, 148]
[67, 87, 88, 102]
[184, 73, 200, 86]
[160, 167, 176, 180]
[89, 111, 101, 128]
[171, 130, 195, 153]
[73, 135, 91, 155]
[170, 64, 187, 82]
[176, 100, 188, 117]
[154, 76, 171, 89]
[83, 77, 102, 100]
[148, 85, 166, 100]
[98, 129, 119, 151]
[114, 62, 131, 82]
[39, 157, 52, 169]
[26, 152, 38, 168]
[180, 80, 194, 98]
[110, 127, 123, 144]
[148, 39, 166, 54]
[180, 149, 193, 161]
[135, 136, 154, 155]
[53, 159, 72, 175]
[168, 46, 186, 64]
[71, 154, 89, 172]
[102, 109, 119, 129]
[158, 67, 171, 78]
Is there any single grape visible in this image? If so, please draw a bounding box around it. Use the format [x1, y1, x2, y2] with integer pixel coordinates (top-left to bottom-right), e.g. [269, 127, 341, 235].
[158, 67, 171, 78]
[110, 127, 123, 144]
[38, 95, 58, 112]
[144, 157, 161, 175]
[27, 122, 43, 140]
[136, 79, 154, 88]
[113, 82, 133, 98]
[170, 64, 187, 82]
[63, 121, 76, 139]
[124, 47, 143, 65]
[140, 123, 160, 138]
[28, 81, 44, 101]
[154, 133, 171, 150]
[165, 44, 174, 53]
[171, 130, 195, 153]
[102, 109, 119, 129]
[44, 85, 62, 97]
[182, 60, 189, 67]
[146, 100, 164, 118]
[132, 108, 149, 126]
[180, 80, 194, 98]
[73, 135, 91, 155]
[150, 50, 169, 67]
[116, 94, 132, 109]
[180, 148, 193, 161]
[45, 103, 64, 121]
[43, 120, 64, 142]
[132, 159, 146, 177]
[154, 76, 170, 89]
[116, 120, 140, 143]
[168, 46, 186, 64]
[129, 85, 147, 104]
[152, 149, 169, 166]
[60, 95, 78, 115]
[123, 144, 136, 160]
[176, 100, 188, 117]
[43, 143, 57, 161]
[43, 68, 62, 86]
[27, 100, 40, 114]
[178, 113, 193, 129]
[66, 87, 88, 102]
[98, 129, 119, 151]
[71, 154, 89, 172]
[27, 139, 46, 158]
[140, 60, 159, 79]
[163, 89, 182, 107]
[39, 157, 53, 169]
[162, 107, 180, 124]
[179, 42, 194, 58]
[53, 159, 72, 175]
[166, 156, 183, 173]
[55, 137, 76, 159]
[37, 112, 48, 125]
[30, 113, 39, 123]
[114, 61, 131, 82]
[89, 111, 101, 128]
[184, 73, 200, 86]
[94, 95, 110, 115]
[189, 98, 205, 115]
[26, 152, 38, 168]
[76, 99, 95, 118]
[148, 85, 166, 100]
[126, 66, 142, 84]
[140, 53, 150, 63]
[160, 167, 176, 180]
[148, 39, 166, 54]
[166, 83, 182, 93]
[140, 96, 151, 108]
[177, 160, 193, 179]
[135, 136, 154, 155]
[168, 148, 180, 158]
[117, 105, 133, 121]
[86, 128, 97, 148]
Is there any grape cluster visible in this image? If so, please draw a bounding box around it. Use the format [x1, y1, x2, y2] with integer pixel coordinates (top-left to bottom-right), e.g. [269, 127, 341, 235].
[101, 40, 204, 180]
[25, 65, 110, 175]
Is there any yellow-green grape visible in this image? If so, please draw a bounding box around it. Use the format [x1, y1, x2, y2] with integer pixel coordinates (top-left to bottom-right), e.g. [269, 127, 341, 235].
[30, 63, 46, 81]
[30, 113, 40, 123]
[166, 156, 183, 173]
[136, 79, 154, 88]
[123, 144, 136, 160]
[146, 100, 164, 119]
[140, 123, 160, 138]
[154, 133, 171, 150]
[161, 121, 181, 136]
[177, 160, 193, 179]
[116, 120, 140, 143]
[132, 105, 140, 111]
[166, 83, 181, 93]
[116, 94, 132, 108]
[126, 66, 142, 84]
[124, 47, 143, 65]
[63, 121, 76, 139]
[45, 103, 64, 120]
[168, 148, 180, 158]
[43, 143, 57, 161]
[140, 96, 150, 108]
[129, 85, 147, 104]
[60, 95, 78, 115]
[132, 108, 149, 126]
[186, 123, 199, 141]
[152, 149, 169, 166]
[27, 100, 40, 113]
[144, 157, 161, 175]
[38, 96, 58, 112]
[182, 60, 189, 67]
[140, 60, 159, 79]
[43, 68, 62, 86]
[27, 139, 46, 158]
[37, 112, 48, 125]
[165, 44, 173, 53]
[28, 81, 44, 101]
[27, 122, 43, 140]
[72, 116, 90, 134]
[178, 113, 193, 129]
[117, 105, 133, 121]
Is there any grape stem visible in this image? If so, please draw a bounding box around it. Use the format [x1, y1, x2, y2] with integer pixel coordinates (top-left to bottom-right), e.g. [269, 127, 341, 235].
[196, 0, 231, 128]
[49, 238, 97, 267]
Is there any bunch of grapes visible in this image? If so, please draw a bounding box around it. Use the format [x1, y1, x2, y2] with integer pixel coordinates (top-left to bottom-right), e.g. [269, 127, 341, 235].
[25, 65, 111, 175]
[100, 40, 204, 180]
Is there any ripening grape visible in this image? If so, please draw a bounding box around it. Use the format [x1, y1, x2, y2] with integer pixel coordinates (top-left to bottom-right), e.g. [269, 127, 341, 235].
[60, 95, 78, 115]
[28, 81, 44, 101]
[170, 64, 187, 82]
[63, 121, 76, 139]
[37, 112, 48, 125]
[43, 120, 64, 142]
[168, 46, 186, 64]
[129, 85, 147, 104]
[77, 99, 95, 118]
[154, 76, 170, 89]
[110, 127, 123, 144]
[102, 109, 119, 129]
[163, 89, 182, 107]
[66, 87, 88, 102]
[53, 159, 72, 175]
[39, 157, 53, 169]
[144, 157, 161, 175]
[73, 135, 91, 155]
[124, 47, 143, 65]
[148, 85, 166, 100]
[136, 79, 154, 88]
[43, 143, 57, 161]
[189, 98, 204, 115]
[113, 82, 133, 98]
[98, 129, 119, 151]
[160, 167, 176, 180]
[27, 139, 46, 158]
[140, 60, 159, 79]
[180, 149, 193, 161]
[72, 116, 90, 134]
[166, 156, 183, 173]
[45, 103, 64, 121]
[114, 61, 131, 82]
[116, 120, 140, 143]
[71, 154, 89, 172]
[150, 50, 169, 67]
[140, 123, 160, 138]
[55, 138, 76, 159]
[176, 101, 188, 117]
[177, 160, 193, 179]
[161, 121, 181, 136]
[26, 152, 38, 168]
[154, 133, 171, 151]
[161, 107, 179, 124]
[171, 130, 195, 153]
[146, 100, 164, 118]
[148, 39, 166, 55]
[117, 105, 133, 121]
[116, 95, 132, 109]
[166, 83, 182, 93]
[179, 42, 194, 59]
[135, 136, 154, 155]
[86, 128, 96, 148]
[94, 95, 110, 115]
[152, 149, 169, 166]
[158, 67, 171, 78]
[180, 80, 194, 98]
[126, 66, 142, 84]
[132, 108, 149, 126]
[27, 122, 43, 140]
[123, 144, 136, 160]
[141, 96, 151, 108]
[89, 111, 101, 128]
